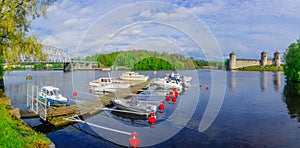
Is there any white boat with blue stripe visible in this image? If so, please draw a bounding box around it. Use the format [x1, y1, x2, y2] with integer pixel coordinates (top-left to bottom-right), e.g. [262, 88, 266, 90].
[38, 86, 68, 106]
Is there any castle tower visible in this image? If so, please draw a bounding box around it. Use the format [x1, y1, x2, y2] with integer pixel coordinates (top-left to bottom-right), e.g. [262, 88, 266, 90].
[261, 51, 267, 66]
[273, 51, 281, 67]
[229, 52, 236, 70]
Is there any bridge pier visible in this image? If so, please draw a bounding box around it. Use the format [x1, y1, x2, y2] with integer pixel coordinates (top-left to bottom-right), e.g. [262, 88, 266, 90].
[63, 62, 71, 72]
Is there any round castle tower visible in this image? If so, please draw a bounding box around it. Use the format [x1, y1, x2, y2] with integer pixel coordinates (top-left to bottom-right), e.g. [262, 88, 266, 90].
[273, 51, 281, 67]
[229, 52, 236, 70]
[261, 51, 267, 66]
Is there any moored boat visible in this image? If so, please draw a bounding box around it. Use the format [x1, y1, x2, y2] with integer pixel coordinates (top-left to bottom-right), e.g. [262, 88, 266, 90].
[153, 77, 183, 90]
[89, 77, 130, 93]
[119, 72, 148, 82]
[38, 86, 68, 106]
[110, 97, 157, 114]
[153, 72, 191, 90]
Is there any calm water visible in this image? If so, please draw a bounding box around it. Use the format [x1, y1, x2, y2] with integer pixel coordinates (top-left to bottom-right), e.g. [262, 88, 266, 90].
[3, 70, 300, 147]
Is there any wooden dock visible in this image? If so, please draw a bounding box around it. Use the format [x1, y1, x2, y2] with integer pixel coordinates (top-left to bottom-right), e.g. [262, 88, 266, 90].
[20, 80, 154, 127]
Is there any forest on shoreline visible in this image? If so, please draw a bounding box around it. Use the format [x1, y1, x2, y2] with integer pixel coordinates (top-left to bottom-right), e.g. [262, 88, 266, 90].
[78, 50, 225, 70]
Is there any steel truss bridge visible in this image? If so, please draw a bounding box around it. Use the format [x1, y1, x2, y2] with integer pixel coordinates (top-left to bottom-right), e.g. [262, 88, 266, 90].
[19, 45, 98, 72]
[20, 45, 71, 63]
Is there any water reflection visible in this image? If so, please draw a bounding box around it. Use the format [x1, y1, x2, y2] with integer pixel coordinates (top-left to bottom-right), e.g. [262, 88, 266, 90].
[273, 72, 281, 91]
[260, 72, 267, 91]
[228, 71, 281, 91]
[283, 81, 300, 121]
[229, 71, 236, 89]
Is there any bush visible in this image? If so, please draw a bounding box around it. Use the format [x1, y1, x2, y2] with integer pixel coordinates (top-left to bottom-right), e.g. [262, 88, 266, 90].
[284, 39, 300, 81]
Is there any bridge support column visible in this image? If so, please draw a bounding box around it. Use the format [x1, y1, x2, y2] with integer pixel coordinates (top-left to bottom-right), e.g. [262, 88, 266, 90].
[63, 62, 71, 72]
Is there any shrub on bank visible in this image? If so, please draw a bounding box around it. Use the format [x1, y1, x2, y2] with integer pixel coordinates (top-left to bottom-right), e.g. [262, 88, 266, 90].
[0, 97, 51, 147]
[237, 65, 283, 71]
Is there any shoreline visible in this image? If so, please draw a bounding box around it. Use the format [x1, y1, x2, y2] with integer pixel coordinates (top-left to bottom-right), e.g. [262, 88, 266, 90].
[0, 93, 54, 148]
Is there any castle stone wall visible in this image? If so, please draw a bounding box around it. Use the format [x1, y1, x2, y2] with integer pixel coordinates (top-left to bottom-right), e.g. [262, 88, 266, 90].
[266, 59, 273, 65]
[229, 51, 281, 70]
[235, 59, 260, 69]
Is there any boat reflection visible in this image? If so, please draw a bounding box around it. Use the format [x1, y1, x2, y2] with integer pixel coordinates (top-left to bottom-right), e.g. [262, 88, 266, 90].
[111, 110, 148, 121]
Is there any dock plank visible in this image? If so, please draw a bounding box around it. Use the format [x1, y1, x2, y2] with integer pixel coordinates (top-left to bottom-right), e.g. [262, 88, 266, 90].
[20, 110, 39, 119]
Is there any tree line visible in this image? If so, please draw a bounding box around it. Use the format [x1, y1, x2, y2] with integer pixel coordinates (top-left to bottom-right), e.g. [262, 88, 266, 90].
[81, 50, 225, 70]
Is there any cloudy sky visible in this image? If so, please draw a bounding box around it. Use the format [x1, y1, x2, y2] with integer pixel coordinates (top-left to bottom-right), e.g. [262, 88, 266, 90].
[29, 0, 300, 60]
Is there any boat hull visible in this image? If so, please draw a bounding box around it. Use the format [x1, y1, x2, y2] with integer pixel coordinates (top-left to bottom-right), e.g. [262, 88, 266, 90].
[38, 96, 68, 106]
[153, 79, 183, 90]
[119, 76, 149, 82]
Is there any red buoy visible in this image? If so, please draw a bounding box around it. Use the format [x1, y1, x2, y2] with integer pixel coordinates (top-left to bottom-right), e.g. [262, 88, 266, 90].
[158, 102, 164, 111]
[148, 112, 156, 125]
[169, 91, 173, 96]
[172, 95, 177, 103]
[165, 95, 170, 103]
[88, 87, 93, 93]
[174, 91, 179, 97]
[129, 132, 140, 148]
[33, 99, 36, 103]
[173, 87, 177, 92]
[73, 90, 78, 97]
[205, 86, 209, 91]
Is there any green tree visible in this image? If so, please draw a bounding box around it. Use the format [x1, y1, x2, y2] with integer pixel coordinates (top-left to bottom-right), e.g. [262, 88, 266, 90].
[284, 38, 300, 81]
[0, 0, 53, 74]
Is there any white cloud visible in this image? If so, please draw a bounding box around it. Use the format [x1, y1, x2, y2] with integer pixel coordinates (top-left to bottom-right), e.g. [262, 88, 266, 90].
[139, 10, 151, 17]
[188, 0, 225, 15]
[63, 18, 78, 27]
[28, 0, 300, 60]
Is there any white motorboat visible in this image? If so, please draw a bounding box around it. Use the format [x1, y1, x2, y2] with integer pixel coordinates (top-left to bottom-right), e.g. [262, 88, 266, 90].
[38, 86, 68, 106]
[153, 77, 183, 90]
[110, 97, 157, 114]
[90, 77, 130, 93]
[119, 72, 148, 82]
[153, 72, 191, 90]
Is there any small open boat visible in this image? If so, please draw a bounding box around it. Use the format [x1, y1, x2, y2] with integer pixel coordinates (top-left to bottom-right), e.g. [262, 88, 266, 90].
[110, 97, 157, 114]
[38, 86, 68, 106]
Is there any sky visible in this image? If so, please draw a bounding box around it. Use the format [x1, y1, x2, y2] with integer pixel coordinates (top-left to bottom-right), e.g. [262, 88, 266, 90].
[29, 0, 300, 60]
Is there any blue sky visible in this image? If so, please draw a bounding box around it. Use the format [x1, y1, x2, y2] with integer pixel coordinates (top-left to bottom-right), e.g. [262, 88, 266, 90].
[30, 0, 300, 60]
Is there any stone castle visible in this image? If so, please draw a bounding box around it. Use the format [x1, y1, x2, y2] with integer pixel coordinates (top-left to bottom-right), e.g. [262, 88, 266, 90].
[229, 51, 281, 70]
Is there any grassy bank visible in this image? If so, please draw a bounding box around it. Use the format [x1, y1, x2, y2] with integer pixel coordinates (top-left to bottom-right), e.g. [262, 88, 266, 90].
[0, 95, 52, 148]
[236, 65, 283, 71]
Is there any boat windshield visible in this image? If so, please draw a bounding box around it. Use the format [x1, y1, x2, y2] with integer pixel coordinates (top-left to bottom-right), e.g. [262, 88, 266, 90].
[101, 78, 111, 83]
[53, 89, 59, 96]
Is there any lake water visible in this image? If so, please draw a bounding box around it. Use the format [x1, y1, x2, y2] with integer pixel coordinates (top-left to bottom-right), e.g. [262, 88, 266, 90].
[3, 70, 300, 147]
